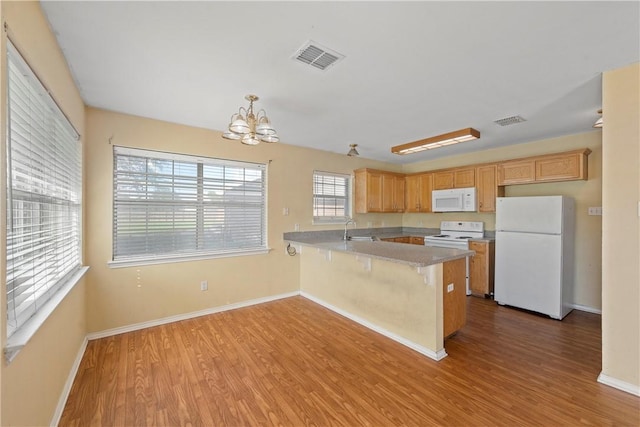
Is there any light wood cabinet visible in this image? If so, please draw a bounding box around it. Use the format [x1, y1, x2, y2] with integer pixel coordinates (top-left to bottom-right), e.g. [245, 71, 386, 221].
[382, 174, 405, 212]
[469, 240, 495, 298]
[535, 149, 590, 182]
[356, 149, 590, 214]
[498, 159, 536, 185]
[410, 236, 424, 245]
[433, 171, 455, 190]
[498, 149, 591, 185]
[454, 168, 475, 188]
[443, 258, 467, 337]
[405, 173, 433, 212]
[355, 169, 405, 213]
[476, 165, 504, 213]
[433, 168, 475, 190]
[381, 236, 411, 243]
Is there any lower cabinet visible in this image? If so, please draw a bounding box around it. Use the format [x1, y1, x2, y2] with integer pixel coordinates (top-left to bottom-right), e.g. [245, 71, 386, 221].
[410, 236, 424, 245]
[469, 240, 495, 297]
[443, 258, 467, 337]
[381, 236, 424, 244]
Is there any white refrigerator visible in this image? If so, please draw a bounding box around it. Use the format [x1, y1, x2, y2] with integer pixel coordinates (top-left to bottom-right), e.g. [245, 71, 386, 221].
[494, 196, 575, 320]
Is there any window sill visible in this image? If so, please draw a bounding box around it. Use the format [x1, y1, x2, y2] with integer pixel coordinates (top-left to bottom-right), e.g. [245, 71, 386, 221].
[4, 266, 89, 364]
[108, 248, 271, 269]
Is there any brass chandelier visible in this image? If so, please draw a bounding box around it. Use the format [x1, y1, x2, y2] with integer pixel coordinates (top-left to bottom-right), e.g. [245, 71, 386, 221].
[222, 94, 279, 145]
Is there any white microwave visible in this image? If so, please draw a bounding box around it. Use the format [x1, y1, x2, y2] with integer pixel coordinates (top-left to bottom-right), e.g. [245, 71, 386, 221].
[432, 187, 477, 212]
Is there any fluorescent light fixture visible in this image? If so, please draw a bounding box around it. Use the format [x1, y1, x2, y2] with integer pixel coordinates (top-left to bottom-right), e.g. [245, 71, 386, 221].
[391, 127, 480, 155]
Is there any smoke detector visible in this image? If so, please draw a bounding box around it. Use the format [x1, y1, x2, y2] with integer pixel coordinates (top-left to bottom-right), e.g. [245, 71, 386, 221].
[292, 40, 345, 71]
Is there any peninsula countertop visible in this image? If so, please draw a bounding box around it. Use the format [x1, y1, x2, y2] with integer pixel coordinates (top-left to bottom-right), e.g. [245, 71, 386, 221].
[285, 234, 474, 268]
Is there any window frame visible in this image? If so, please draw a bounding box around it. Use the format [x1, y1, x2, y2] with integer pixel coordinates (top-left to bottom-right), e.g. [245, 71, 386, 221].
[5, 39, 84, 343]
[110, 146, 269, 268]
[312, 170, 352, 225]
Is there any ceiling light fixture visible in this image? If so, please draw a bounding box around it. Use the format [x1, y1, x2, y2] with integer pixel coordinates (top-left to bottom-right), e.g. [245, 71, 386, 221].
[222, 94, 279, 145]
[347, 144, 359, 157]
[593, 109, 603, 128]
[391, 127, 480, 155]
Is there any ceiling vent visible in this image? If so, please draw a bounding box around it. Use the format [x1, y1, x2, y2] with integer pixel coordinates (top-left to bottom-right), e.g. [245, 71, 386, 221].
[292, 40, 344, 71]
[494, 115, 527, 126]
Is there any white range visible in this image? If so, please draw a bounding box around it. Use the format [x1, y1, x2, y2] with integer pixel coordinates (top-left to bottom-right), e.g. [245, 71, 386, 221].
[424, 221, 484, 296]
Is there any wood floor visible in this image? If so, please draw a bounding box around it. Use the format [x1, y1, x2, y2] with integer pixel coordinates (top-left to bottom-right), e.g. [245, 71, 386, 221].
[60, 296, 640, 426]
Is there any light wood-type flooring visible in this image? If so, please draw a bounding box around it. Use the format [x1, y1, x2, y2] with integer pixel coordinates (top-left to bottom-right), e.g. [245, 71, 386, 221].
[60, 296, 639, 426]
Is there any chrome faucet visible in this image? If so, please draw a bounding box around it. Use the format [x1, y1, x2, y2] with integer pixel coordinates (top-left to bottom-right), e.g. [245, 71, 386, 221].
[344, 218, 356, 241]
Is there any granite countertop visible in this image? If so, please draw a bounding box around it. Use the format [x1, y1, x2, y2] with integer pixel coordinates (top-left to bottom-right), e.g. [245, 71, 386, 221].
[285, 232, 474, 268]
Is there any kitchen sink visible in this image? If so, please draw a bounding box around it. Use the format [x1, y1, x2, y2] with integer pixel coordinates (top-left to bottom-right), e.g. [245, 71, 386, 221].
[347, 236, 379, 242]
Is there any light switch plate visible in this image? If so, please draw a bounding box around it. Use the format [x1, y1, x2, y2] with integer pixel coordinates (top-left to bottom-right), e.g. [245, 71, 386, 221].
[588, 207, 603, 216]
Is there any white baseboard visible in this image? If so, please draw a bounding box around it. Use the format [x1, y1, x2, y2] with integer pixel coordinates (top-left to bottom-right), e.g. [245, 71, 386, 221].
[597, 372, 640, 396]
[50, 336, 88, 427]
[570, 303, 602, 315]
[86, 291, 300, 340]
[300, 291, 447, 361]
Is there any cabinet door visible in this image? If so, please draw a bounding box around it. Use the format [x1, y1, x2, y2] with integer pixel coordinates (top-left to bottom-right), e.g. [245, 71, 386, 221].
[469, 241, 495, 297]
[469, 241, 488, 296]
[381, 174, 395, 212]
[367, 172, 384, 212]
[418, 173, 433, 212]
[454, 168, 475, 188]
[393, 176, 405, 212]
[476, 165, 503, 213]
[498, 159, 536, 185]
[410, 236, 424, 245]
[405, 175, 420, 212]
[535, 151, 586, 182]
[395, 236, 411, 244]
[443, 258, 467, 337]
[433, 171, 454, 190]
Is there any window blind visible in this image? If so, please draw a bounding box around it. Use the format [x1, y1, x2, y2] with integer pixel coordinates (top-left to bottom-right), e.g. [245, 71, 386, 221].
[313, 171, 351, 223]
[113, 147, 267, 262]
[5, 41, 82, 338]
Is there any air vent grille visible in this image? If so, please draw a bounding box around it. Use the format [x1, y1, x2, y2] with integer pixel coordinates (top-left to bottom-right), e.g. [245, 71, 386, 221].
[494, 115, 527, 126]
[292, 41, 344, 71]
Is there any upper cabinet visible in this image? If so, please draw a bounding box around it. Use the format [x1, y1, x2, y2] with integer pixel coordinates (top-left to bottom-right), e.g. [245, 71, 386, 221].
[497, 159, 536, 185]
[476, 165, 504, 213]
[405, 173, 433, 212]
[433, 167, 475, 190]
[535, 149, 591, 182]
[355, 148, 590, 215]
[355, 169, 405, 213]
[498, 149, 591, 185]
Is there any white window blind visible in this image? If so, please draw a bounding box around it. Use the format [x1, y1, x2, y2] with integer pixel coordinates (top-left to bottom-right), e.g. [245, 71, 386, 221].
[5, 41, 82, 338]
[113, 147, 267, 262]
[313, 171, 351, 223]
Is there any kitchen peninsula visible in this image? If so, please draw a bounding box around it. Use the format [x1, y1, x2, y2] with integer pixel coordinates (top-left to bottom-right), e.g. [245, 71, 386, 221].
[284, 230, 474, 360]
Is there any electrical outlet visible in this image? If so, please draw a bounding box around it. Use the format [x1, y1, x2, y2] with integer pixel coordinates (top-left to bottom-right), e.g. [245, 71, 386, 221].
[200, 280, 208, 291]
[294, 223, 300, 231]
[447, 283, 454, 293]
[282, 207, 289, 216]
[367, 221, 373, 228]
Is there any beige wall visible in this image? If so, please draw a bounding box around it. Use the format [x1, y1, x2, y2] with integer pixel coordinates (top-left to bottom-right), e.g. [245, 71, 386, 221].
[402, 132, 603, 310]
[84, 108, 400, 332]
[601, 62, 640, 390]
[0, 1, 87, 426]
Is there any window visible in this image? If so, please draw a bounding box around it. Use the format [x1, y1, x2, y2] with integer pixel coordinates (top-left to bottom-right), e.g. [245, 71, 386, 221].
[313, 171, 351, 224]
[5, 41, 83, 338]
[112, 147, 267, 265]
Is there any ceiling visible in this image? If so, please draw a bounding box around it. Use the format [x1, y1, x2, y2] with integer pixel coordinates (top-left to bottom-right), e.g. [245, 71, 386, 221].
[40, 1, 639, 164]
